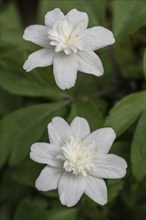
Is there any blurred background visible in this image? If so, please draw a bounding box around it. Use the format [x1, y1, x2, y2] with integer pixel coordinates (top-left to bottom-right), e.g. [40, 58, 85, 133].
[0, 0, 145, 220]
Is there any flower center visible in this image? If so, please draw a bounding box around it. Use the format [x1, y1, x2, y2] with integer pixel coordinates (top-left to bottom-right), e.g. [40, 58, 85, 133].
[57, 137, 97, 176]
[47, 19, 86, 55]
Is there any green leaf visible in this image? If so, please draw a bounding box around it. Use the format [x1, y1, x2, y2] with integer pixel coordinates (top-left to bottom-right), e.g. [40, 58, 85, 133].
[113, 0, 146, 41]
[10, 157, 44, 187]
[0, 204, 12, 220]
[78, 0, 106, 26]
[0, 56, 68, 100]
[0, 88, 22, 118]
[144, 50, 146, 80]
[74, 74, 100, 97]
[80, 195, 102, 220]
[0, 3, 23, 47]
[0, 102, 67, 167]
[105, 91, 145, 136]
[42, 208, 78, 220]
[107, 179, 124, 202]
[114, 45, 143, 80]
[10, 157, 58, 198]
[9, 143, 58, 199]
[131, 112, 145, 181]
[110, 141, 130, 163]
[68, 98, 104, 130]
[0, 171, 30, 204]
[132, 204, 146, 220]
[14, 198, 48, 220]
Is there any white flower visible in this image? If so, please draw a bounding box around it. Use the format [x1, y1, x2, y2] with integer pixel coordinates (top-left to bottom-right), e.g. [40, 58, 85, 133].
[23, 8, 115, 90]
[30, 117, 127, 207]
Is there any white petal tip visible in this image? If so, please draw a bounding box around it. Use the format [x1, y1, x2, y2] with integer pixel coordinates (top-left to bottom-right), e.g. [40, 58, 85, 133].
[112, 37, 116, 44]
[35, 178, 49, 192]
[118, 168, 127, 178]
[109, 34, 115, 45]
[105, 28, 115, 45]
[56, 82, 75, 90]
[30, 143, 36, 151]
[57, 86, 66, 90]
[104, 127, 116, 139]
[23, 68, 30, 72]
[59, 197, 76, 207]
[35, 185, 45, 192]
[35, 181, 42, 191]
[23, 31, 30, 41]
[23, 33, 27, 40]
[98, 71, 104, 76]
[29, 152, 34, 161]
[100, 200, 107, 206]
[121, 158, 128, 170]
[61, 86, 73, 90]
[23, 62, 31, 72]
[92, 69, 104, 77]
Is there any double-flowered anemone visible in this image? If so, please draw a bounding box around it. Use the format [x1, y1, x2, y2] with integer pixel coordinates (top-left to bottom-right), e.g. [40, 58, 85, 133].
[30, 117, 127, 207]
[23, 9, 115, 89]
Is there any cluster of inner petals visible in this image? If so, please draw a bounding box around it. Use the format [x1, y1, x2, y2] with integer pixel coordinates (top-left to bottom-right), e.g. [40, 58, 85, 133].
[57, 137, 98, 176]
[47, 19, 87, 55]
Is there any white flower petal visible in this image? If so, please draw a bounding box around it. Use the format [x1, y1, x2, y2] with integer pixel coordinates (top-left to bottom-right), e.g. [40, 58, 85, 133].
[36, 166, 62, 191]
[48, 117, 72, 146]
[53, 52, 78, 90]
[90, 154, 127, 179]
[47, 124, 63, 146]
[70, 117, 90, 139]
[30, 143, 61, 167]
[58, 172, 86, 207]
[23, 25, 50, 48]
[23, 48, 54, 72]
[77, 50, 103, 76]
[85, 26, 115, 50]
[85, 176, 107, 205]
[45, 8, 65, 28]
[66, 9, 88, 29]
[83, 128, 116, 154]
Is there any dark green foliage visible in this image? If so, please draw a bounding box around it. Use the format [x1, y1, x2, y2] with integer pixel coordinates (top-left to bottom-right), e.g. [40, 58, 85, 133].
[131, 112, 145, 181]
